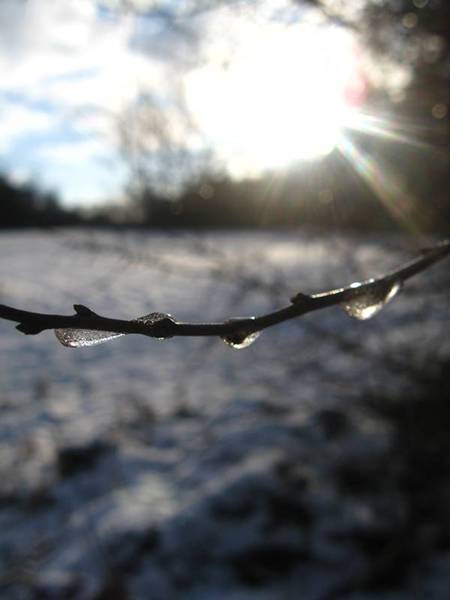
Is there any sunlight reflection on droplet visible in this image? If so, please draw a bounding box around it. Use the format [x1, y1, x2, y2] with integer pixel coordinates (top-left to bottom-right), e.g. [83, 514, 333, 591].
[222, 330, 261, 349]
[341, 281, 402, 320]
[221, 316, 261, 349]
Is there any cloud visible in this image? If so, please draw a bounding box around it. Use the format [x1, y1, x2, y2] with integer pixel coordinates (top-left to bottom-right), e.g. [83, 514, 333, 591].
[0, 0, 154, 111]
[0, 0, 170, 203]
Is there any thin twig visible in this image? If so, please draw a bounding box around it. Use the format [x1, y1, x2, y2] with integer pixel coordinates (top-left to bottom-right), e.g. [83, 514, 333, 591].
[0, 240, 448, 343]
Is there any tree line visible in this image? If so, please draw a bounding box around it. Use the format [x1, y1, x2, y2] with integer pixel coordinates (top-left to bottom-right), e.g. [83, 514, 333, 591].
[2, 119, 449, 234]
[0, 175, 82, 228]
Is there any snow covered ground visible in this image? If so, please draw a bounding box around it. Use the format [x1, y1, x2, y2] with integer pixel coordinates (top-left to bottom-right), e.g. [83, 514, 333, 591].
[0, 229, 449, 599]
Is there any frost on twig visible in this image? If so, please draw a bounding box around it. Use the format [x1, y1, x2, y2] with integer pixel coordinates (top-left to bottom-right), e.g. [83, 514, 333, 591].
[0, 239, 448, 350]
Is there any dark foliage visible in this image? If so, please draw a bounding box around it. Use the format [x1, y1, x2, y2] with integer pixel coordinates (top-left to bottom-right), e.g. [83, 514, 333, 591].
[0, 174, 81, 228]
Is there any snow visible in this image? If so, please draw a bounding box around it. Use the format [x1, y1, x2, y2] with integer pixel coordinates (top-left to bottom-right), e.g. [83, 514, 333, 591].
[0, 229, 449, 598]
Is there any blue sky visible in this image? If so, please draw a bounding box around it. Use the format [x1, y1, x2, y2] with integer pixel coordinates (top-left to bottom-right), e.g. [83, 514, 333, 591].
[1, 87, 125, 203]
[0, 0, 165, 207]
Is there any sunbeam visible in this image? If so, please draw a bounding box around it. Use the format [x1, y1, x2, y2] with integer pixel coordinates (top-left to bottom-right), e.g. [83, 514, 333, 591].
[337, 136, 422, 234]
[344, 112, 432, 149]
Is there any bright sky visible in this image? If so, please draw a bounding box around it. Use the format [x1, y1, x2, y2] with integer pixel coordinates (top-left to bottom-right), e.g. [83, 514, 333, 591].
[0, 0, 365, 207]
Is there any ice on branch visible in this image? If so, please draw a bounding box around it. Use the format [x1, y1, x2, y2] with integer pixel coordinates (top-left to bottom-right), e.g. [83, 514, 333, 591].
[55, 312, 173, 348]
[340, 280, 402, 320]
[0, 239, 448, 351]
[221, 318, 261, 349]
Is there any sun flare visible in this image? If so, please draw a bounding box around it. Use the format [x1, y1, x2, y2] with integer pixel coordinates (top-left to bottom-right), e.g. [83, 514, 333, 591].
[185, 16, 365, 176]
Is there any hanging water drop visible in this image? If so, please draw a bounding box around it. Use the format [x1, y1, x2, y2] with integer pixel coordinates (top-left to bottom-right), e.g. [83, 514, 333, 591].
[222, 330, 261, 349]
[341, 281, 401, 320]
[54, 329, 124, 348]
[55, 311, 174, 348]
[221, 317, 261, 349]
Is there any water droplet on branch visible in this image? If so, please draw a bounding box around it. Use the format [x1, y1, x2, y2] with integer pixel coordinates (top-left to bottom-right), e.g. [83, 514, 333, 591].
[221, 317, 261, 349]
[54, 329, 124, 348]
[222, 330, 261, 349]
[55, 312, 174, 348]
[341, 281, 401, 320]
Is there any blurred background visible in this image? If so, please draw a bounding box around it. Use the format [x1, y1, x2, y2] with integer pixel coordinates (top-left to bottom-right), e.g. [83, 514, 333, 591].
[0, 1, 450, 599]
[0, 0, 449, 232]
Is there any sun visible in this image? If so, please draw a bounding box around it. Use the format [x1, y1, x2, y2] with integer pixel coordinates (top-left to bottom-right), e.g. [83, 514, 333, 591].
[185, 15, 366, 177]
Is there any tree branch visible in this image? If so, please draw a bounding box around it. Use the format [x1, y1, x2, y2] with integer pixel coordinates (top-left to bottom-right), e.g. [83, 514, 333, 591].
[0, 240, 448, 348]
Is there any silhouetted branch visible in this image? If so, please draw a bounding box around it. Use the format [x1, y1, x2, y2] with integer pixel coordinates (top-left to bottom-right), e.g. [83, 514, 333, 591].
[0, 240, 448, 347]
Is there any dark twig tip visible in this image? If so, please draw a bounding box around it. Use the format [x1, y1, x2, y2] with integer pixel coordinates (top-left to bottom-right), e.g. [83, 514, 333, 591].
[73, 304, 96, 316]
